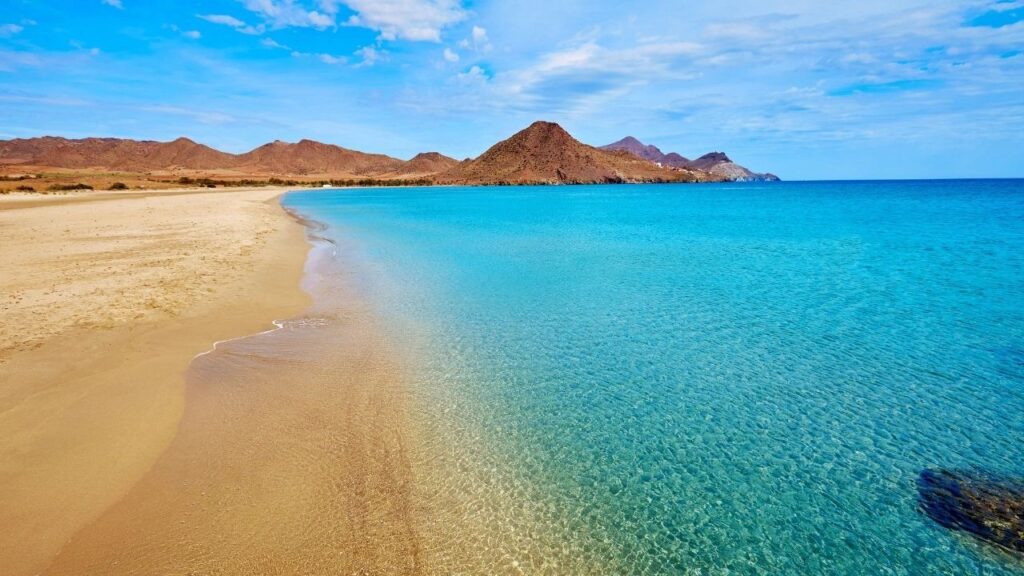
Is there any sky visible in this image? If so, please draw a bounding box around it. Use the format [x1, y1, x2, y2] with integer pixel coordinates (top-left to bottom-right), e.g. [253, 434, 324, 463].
[1, 0, 1023, 179]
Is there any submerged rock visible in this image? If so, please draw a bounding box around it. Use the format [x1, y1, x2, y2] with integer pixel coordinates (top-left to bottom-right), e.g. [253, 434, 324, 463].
[917, 468, 1024, 554]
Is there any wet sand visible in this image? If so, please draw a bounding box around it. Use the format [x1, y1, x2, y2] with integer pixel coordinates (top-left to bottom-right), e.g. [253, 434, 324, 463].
[0, 188, 310, 575]
[40, 242, 427, 574]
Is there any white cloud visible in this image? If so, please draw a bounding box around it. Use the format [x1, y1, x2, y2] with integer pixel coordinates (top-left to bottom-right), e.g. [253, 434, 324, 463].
[142, 105, 235, 125]
[0, 24, 24, 37]
[289, 50, 346, 64]
[457, 64, 488, 82]
[457, 24, 492, 52]
[342, 0, 466, 41]
[511, 40, 703, 87]
[308, 11, 334, 27]
[443, 47, 460, 62]
[990, 0, 1024, 12]
[288, 43, 381, 67]
[198, 14, 247, 27]
[355, 45, 383, 66]
[446, 38, 705, 117]
[0, 48, 94, 72]
[319, 0, 344, 12]
[101, 0, 123, 8]
[261, 37, 290, 49]
[225, 0, 466, 41]
[319, 53, 347, 64]
[0, 93, 92, 107]
[169, 24, 202, 39]
[197, 13, 265, 34]
[241, 0, 336, 29]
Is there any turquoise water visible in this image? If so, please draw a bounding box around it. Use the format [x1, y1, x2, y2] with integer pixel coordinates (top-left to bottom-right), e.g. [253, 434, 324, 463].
[284, 181, 1024, 574]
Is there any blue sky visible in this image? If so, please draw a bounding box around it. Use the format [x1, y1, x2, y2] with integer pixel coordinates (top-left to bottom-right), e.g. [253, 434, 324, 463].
[1, 0, 1022, 179]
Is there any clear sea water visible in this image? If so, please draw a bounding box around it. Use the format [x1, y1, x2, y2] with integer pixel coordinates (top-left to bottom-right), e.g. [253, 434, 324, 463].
[284, 180, 1024, 575]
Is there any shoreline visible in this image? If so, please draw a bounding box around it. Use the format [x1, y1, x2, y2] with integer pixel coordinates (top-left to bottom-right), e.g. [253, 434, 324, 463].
[39, 207, 427, 574]
[0, 188, 312, 576]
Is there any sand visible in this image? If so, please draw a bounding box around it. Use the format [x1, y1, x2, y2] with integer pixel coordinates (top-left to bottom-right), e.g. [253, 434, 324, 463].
[0, 188, 310, 576]
[40, 245, 427, 574]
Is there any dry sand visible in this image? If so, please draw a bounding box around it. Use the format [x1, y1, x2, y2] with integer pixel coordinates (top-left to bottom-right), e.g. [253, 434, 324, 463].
[0, 188, 310, 576]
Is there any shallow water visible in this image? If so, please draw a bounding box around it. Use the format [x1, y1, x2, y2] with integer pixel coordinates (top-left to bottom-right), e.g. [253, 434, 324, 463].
[284, 181, 1024, 575]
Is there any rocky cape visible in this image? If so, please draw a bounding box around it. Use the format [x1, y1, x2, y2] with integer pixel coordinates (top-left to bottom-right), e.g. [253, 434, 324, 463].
[601, 136, 779, 182]
[0, 122, 776, 185]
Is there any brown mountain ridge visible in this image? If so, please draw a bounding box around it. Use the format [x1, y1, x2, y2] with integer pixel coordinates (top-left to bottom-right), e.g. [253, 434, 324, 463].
[0, 136, 405, 176]
[0, 122, 774, 187]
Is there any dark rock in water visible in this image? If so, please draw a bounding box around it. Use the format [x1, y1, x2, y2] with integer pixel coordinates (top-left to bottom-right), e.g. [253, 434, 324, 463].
[918, 468, 1024, 554]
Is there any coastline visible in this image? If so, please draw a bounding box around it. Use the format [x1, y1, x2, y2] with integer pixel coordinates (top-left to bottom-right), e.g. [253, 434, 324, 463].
[0, 188, 311, 576]
[38, 208, 427, 574]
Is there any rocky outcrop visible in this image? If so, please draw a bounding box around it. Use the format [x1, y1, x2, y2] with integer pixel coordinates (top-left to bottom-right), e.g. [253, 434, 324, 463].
[688, 152, 780, 182]
[918, 468, 1024, 555]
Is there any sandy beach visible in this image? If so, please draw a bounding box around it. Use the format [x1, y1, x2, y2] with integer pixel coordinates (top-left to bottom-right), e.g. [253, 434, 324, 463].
[0, 188, 311, 576]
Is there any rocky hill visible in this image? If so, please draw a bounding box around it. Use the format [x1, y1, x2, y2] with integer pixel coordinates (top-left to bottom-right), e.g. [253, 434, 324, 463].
[397, 152, 460, 176]
[601, 137, 779, 181]
[231, 139, 403, 175]
[0, 136, 234, 171]
[0, 136, 406, 176]
[437, 122, 711, 185]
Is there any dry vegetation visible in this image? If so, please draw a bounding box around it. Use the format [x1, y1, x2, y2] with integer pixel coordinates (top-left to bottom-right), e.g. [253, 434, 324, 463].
[0, 167, 432, 194]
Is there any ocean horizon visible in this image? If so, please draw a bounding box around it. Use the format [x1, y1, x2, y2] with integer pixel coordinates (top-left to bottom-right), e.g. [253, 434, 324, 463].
[282, 179, 1024, 574]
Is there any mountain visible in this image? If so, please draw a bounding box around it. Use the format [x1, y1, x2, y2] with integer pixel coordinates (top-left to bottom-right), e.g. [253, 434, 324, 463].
[686, 152, 780, 182]
[662, 152, 690, 167]
[0, 136, 408, 176]
[232, 139, 403, 175]
[599, 136, 690, 168]
[0, 127, 773, 185]
[0, 136, 233, 171]
[601, 137, 779, 181]
[397, 152, 460, 175]
[437, 122, 710, 185]
[685, 151, 732, 171]
[138, 137, 238, 170]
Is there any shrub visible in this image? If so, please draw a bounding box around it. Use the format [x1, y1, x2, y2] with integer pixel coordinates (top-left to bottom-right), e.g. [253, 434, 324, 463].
[15, 185, 35, 192]
[47, 183, 94, 191]
[109, 182, 129, 190]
